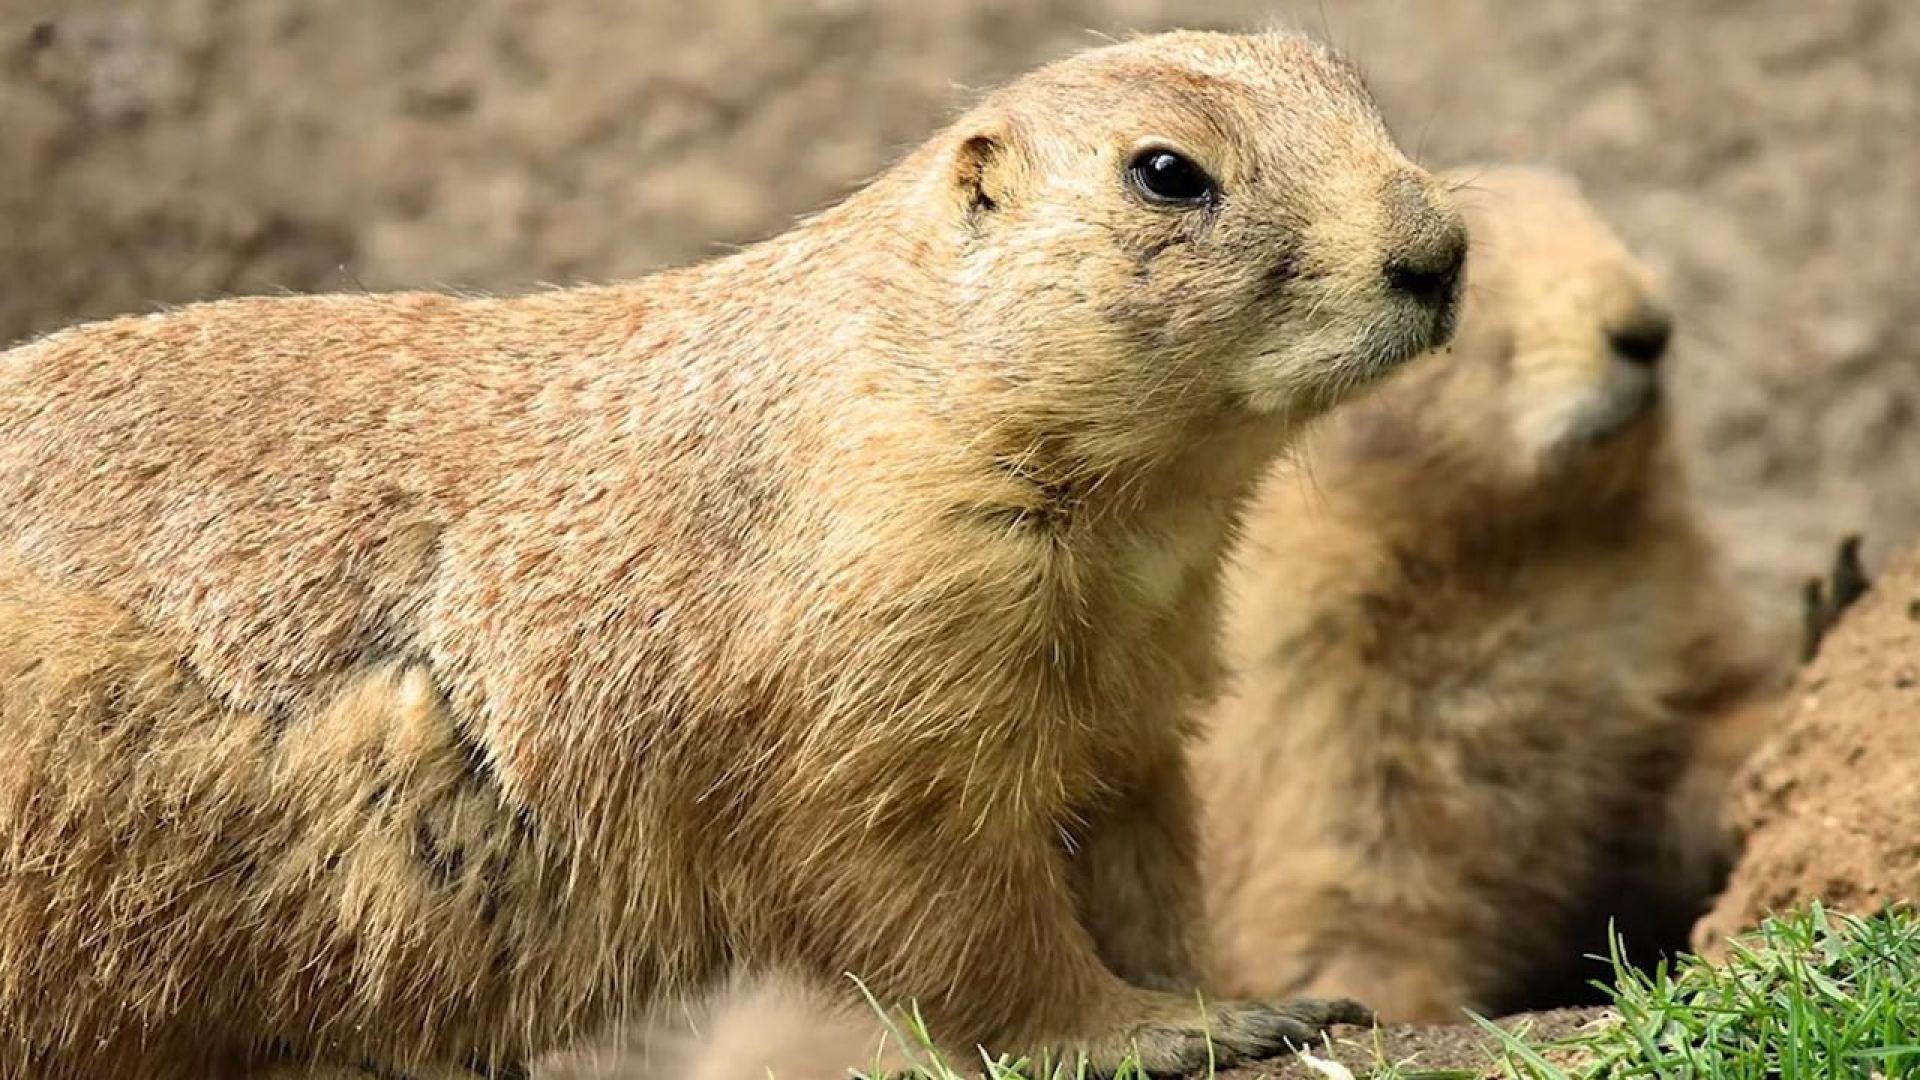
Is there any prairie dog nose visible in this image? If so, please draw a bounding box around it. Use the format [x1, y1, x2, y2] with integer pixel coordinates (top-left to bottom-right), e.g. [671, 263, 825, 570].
[1608, 305, 1674, 367]
[1380, 172, 1468, 307]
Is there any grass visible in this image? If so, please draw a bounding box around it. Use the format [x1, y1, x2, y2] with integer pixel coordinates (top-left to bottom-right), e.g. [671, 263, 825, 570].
[1470, 903, 1920, 1080]
[855, 904, 1920, 1079]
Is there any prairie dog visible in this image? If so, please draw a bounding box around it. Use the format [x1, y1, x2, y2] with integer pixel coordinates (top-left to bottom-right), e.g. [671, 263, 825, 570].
[1198, 166, 1773, 1023]
[0, 31, 1466, 1079]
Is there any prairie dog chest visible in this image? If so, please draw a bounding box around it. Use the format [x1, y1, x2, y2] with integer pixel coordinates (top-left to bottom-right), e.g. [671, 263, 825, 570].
[1047, 512, 1235, 797]
[1117, 505, 1235, 620]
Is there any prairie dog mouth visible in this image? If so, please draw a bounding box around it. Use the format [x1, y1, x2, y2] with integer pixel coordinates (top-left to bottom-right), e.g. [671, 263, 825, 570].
[1361, 290, 1462, 376]
[1538, 371, 1659, 463]
[1231, 278, 1464, 419]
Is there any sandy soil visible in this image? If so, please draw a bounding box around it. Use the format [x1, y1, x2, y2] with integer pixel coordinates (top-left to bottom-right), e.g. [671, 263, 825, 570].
[1694, 540, 1920, 953]
[6, 0, 1919, 657]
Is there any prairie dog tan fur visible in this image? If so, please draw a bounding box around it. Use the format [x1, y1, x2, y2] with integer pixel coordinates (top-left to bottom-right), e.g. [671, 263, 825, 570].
[536, 974, 906, 1080]
[0, 31, 1467, 1079]
[1198, 166, 1774, 1023]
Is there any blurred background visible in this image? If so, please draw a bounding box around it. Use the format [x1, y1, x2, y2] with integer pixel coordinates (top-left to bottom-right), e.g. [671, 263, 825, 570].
[6, 0, 1916, 653]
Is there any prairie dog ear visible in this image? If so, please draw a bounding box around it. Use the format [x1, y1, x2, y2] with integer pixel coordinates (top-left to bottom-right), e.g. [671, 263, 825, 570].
[950, 120, 1021, 227]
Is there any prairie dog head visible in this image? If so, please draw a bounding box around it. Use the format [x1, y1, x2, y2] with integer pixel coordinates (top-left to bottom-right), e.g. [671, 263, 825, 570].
[1455, 166, 1673, 467]
[1323, 165, 1675, 504]
[900, 31, 1466, 473]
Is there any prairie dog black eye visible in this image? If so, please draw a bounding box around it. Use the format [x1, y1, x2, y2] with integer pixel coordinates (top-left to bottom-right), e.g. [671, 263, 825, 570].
[1127, 148, 1217, 206]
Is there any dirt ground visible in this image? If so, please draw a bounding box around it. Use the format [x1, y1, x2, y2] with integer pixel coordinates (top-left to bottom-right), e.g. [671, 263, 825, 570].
[540, 1005, 1611, 1080]
[1219, 1007, 1608, 1080]
[1694, 540, 1920, 954]
[5, 1, 1917, 1077]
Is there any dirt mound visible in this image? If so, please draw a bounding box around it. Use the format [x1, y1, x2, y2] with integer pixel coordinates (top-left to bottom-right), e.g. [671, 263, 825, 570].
[1694, 542, 1920, 952]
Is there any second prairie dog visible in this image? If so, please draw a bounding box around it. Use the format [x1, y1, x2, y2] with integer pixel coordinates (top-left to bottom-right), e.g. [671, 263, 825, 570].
[0, 30, 1467, 1080]
[1198, 165, 1778, 1024]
